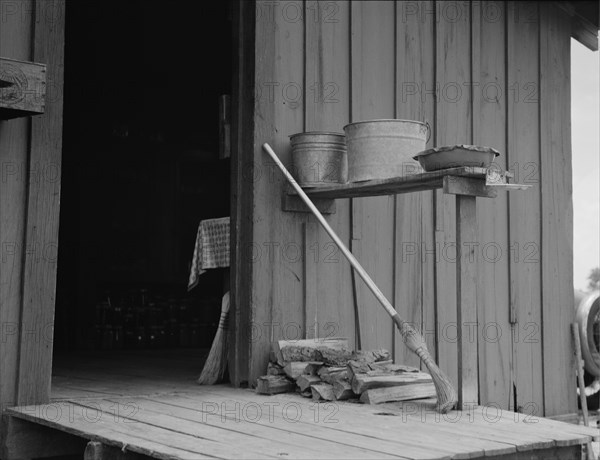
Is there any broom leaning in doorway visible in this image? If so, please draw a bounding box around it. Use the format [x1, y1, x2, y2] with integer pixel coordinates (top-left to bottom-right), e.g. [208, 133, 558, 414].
[188, 217, 231, 385]
[198, 291, 230, 384]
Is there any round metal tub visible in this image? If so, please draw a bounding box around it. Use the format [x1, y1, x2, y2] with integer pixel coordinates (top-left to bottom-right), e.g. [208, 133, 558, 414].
[290, 132, 347, 187]
[344, 119, 427, 182]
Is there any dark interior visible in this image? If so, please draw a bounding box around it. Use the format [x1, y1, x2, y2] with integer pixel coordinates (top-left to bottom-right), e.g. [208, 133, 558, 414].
[54, 0, 232, 354]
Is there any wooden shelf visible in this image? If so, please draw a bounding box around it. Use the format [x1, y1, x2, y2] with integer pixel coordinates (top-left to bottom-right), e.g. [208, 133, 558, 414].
[284, 167, 531, 212]
[0, 57, 46, 119]
[290, 167, 495, 199]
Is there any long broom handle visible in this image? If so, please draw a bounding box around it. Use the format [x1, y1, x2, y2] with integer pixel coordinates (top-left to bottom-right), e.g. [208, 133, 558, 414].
[263, 143, 400, 322]
[263, 143, 457, 413]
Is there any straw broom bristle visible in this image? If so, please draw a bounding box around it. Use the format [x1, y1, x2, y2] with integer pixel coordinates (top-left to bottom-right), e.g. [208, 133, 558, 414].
[198, 292, 230, 385]
[393, 314, 458, 413]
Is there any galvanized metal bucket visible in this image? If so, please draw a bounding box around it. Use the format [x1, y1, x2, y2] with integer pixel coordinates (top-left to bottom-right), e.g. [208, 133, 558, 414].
[290, 132, 348, 187]
[344, 119, 428, 182]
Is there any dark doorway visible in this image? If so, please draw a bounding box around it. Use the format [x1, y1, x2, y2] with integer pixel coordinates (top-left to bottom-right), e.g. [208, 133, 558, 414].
[53, 0, 232, 370]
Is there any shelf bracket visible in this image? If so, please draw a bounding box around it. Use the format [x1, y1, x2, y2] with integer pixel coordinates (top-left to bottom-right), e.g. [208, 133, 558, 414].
[1, 57, 46, 119]
[443, 176, 497, 198]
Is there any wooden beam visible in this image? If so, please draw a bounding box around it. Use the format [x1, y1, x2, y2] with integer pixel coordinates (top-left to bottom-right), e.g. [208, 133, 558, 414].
[85, 441, 150, 459]
[1, 415, 87, 459]
[282, 193, 336, 214]
[555, 1, 599, 51]
[0, 57, 46, 118]
[303, 221, 318, 338]
[16, 0, 65, 406]
[229, 0, 255, 387]
[292, 167, 488, 200]
[540, 3, 577, 418]
[455, 195, 479, 409]
[442, 176, 498, 198]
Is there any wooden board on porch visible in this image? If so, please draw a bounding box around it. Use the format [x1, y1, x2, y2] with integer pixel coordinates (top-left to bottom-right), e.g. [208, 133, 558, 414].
[4, 350, 597, 460]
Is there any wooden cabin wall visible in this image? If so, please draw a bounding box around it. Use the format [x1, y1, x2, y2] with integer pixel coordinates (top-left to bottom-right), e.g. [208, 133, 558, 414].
[0, 0, 65, 432]
[244, 0, 576, 417]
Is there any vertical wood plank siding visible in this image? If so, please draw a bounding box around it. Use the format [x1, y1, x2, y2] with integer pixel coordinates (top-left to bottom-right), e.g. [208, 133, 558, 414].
[507, 2, 544, 414]
[394, 1, 436, 369]
[539, 3, 576, 417]
[0, 0, 66, 435]
[476, 0, 512, 411]
[349, 1, 396, 353]
[304, 1, 354, 343]
[16, 0, 65, 406]
[247, 0, 575, 416]
[0, 0, 34, 417]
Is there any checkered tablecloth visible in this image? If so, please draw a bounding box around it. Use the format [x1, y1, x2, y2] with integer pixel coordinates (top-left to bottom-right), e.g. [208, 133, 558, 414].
[188, 217, 230, 290]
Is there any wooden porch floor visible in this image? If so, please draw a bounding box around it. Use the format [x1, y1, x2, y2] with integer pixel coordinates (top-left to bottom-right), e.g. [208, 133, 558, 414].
[5, 350, 599, 459]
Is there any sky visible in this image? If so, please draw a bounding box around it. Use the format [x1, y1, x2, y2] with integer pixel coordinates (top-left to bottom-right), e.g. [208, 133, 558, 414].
[571, 40, 600, 292]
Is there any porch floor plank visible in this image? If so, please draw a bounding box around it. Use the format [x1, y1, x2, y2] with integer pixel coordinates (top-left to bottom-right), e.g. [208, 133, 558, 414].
[4, 350, 594, 460]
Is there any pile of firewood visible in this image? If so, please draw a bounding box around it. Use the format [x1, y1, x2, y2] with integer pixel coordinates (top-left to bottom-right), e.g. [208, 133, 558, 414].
[255, 338, 436, 404]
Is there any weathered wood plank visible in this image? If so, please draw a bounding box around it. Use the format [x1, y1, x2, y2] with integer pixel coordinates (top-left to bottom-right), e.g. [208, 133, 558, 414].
[46, 357, 595, 460]
[140, 394, 414, 459]
[455, 194, 479, 408]
[0, 57, 46, 118]
[74, 399, 340, 460]
[155, 392, 474, 459]
[506, 1, 544, 416]
[475, 0, 512, 411]
[250, 0, 306, 384]
[539, 3, 576, 417]
[434, 0, 472, 392]
[0, 0, 33, 436]
[349, 1, 396, 353]
[196, 388, 529, 458]
[7, 405, 211, 460]
[230, 0, 256, 386]
[15, 0, 65, 407]
[303, 0, 354, 345]
[303, 221, 318, 338]
[393, 0, 436, 369]
[105, 396, 400, 460]
[297, 167, 488, 199]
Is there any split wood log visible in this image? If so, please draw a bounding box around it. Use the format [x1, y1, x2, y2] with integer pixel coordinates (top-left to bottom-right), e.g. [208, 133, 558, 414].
[347, 361, 410, 378]
[255, 375, 295, 395]
[354, 349, 392, 363]
[296, 374, 322, 392]
[351, 371, 432, 394]
[359, 382, 436, 404]
[267, 362, 285, 376]
[303, 362, 324, 376]
[320, 349, 392, 367]
[318, 366, 347, 384]
[283, 361, 322, 379]
[272, 338, 350, 365]
[333, 380, 355, 400]
[311, 383, 335, 401]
